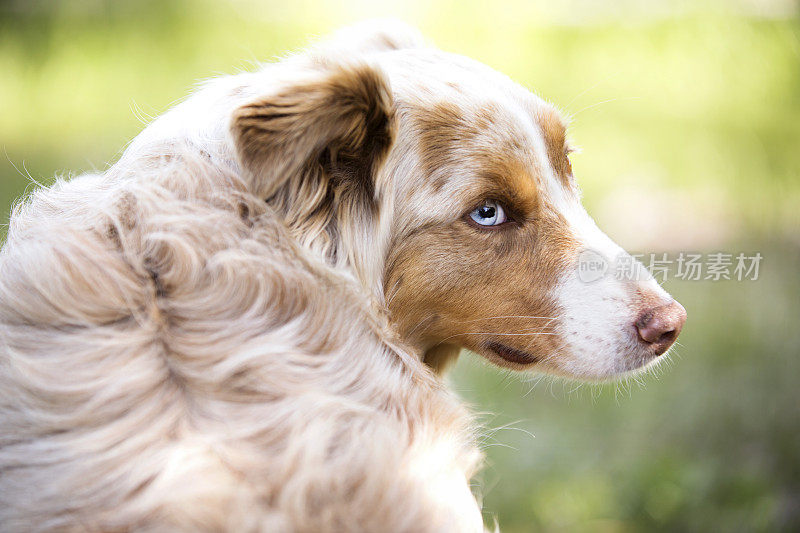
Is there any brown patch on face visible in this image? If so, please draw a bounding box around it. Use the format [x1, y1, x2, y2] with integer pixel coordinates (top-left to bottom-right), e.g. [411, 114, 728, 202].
[414, 101, 471, 193]
[385, 198, 581, 371]
[537, 105, 574, 187]
[385, 95, 585, 372]
[413, 101, 527, 194]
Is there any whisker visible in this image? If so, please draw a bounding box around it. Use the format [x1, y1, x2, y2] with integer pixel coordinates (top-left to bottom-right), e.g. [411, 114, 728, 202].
[523, 374, 546, 397]
[461, 315, 556, 323]
[436, 331, 560, 345]
[525, 323, 565, 352]
[520, 325, 557, 332]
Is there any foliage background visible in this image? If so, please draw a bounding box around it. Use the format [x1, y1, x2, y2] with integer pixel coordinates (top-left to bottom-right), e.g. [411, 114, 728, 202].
[1, 0, 798, 530]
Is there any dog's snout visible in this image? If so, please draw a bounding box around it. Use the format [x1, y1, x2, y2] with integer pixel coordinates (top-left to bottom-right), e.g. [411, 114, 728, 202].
[635, 300, 687, 355]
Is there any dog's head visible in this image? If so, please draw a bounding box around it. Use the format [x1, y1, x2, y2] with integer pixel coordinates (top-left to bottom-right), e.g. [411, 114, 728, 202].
[231, 22, 686, 380]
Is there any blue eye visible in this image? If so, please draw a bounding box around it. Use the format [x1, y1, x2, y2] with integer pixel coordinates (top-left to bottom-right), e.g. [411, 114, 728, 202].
[469, 201, 507, 226]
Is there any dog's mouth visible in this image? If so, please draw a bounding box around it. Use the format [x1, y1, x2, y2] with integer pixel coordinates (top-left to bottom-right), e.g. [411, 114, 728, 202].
[485, 341, 539, 365]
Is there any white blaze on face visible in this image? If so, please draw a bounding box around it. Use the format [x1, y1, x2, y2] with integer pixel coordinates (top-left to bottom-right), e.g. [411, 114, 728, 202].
[556, 201, 672, 378]
[529, 114, 672, 379]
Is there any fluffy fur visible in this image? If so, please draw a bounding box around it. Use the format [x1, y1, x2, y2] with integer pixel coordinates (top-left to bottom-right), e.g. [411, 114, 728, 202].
[0, 147, 483, 531]
[0, 20, 685, 531]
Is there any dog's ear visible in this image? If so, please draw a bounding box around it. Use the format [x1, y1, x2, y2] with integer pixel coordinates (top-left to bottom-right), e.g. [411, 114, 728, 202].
[231, 61, 394, 272]
[232, 62, 393, 200]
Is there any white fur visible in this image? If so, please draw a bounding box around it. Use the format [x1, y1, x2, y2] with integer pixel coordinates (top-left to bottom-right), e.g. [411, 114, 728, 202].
[0, 20, 681, 531]
[555, 201, 672, 378]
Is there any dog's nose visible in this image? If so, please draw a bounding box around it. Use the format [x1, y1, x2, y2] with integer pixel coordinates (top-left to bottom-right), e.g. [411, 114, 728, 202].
[635, 300, 687, 355]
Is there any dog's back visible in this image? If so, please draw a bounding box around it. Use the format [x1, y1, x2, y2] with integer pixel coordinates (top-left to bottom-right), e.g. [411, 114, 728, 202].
[0, 145, 483, 531]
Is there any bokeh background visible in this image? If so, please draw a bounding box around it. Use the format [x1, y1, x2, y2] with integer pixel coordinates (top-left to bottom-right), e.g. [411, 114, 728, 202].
[1, 0, 798, 530]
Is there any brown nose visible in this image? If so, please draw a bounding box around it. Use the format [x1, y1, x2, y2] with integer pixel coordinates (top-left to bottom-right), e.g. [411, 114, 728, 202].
[635, 300, 687, 355]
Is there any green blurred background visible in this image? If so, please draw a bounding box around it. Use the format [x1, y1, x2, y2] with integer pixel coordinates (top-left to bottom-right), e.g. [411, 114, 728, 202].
[1, 0, 798, 530]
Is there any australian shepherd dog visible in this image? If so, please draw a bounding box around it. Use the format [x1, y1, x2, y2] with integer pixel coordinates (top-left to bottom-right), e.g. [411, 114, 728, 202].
[0, 21, 685, 532]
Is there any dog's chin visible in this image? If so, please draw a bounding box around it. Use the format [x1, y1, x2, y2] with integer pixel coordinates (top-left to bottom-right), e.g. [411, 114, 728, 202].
[559, 346, 671, 382]
[481, 340, 670, 382]
[614, 345, 674, 377]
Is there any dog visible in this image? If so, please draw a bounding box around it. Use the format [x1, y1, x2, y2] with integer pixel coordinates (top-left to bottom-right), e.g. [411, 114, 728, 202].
[0, 20, 685, 532]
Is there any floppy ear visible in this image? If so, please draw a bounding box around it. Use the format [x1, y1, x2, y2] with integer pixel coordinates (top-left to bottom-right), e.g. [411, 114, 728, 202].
[231, 61, 394, 268]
